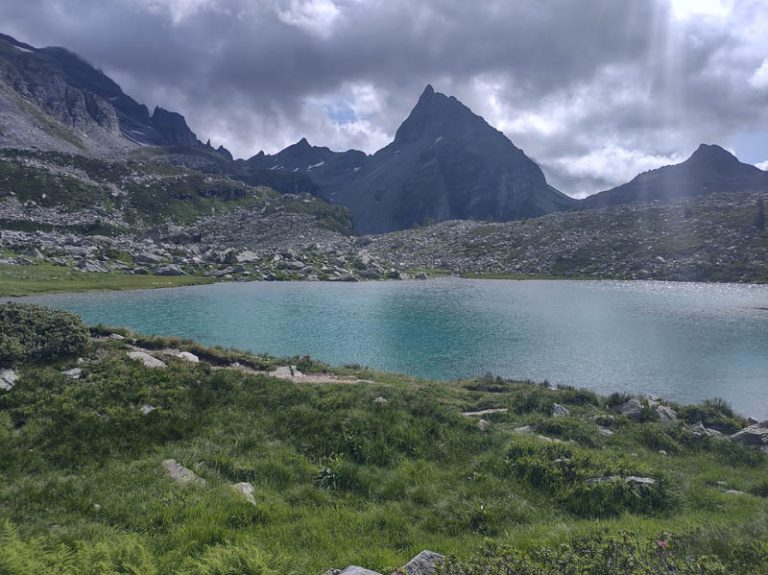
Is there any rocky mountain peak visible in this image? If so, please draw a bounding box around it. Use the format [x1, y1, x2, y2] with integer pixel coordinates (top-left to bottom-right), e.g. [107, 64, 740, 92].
[150, 107, 200, 147]
[686, 143, 741, 167]
[393, 85, 478, 144]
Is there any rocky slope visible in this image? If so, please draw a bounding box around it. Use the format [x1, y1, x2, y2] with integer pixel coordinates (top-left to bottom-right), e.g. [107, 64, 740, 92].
[366, 192, 768, 282]
[0, 149, 402, 282]
[0, 32, 247, 169]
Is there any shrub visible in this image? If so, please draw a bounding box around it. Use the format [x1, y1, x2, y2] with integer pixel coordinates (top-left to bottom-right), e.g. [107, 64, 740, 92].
[438, 530, 765, 575]
[0, 304, 89, 366]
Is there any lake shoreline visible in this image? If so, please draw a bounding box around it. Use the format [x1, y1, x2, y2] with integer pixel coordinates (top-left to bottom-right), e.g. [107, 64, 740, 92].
[17, 277, 768, 419]
[4, 262, 768, 298]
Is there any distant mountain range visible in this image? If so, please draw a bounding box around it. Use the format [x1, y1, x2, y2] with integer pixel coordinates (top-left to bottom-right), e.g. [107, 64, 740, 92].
[584, 144, 768, 209]
[1, 32, 766, 233]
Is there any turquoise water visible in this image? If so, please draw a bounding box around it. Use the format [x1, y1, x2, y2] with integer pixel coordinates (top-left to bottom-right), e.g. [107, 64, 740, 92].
[23, 278, 768, 417]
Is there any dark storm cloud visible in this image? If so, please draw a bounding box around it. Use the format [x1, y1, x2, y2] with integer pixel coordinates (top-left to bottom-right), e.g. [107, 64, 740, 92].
[1, 0, 767, 196]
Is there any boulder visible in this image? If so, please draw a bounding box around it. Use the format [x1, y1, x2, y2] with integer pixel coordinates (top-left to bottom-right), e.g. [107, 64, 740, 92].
[0, 369, 18, 391]
[77, 259, 108, 273]
[338, 568, 383, 575]
[162, 459, 206, 486]
[731, 421, 768, 446]
[403, 550, 445, 575]
[135, 252, 164, 264]
[615, 398, 644, 418]
[514, 425, 535, 434]
[271, 366, 303, 379]
[232, 482, 256, 504]
[154, 264, 186, 276]
[478, 419, 491, 431]
[140, 404, 156, 415]
[656, 405, 677, 424]
[691, 421, 722, 438]
[587, 476, 657, 487]
[127, 351, 167, 369]
[61, 367, 82, 379]
[176, 351, 200, 363]
[552, 403, 570, 417]
[373, 396, 389, 404]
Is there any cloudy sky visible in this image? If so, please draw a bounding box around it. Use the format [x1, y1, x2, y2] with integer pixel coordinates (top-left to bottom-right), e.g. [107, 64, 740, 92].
[1, 0, 767, 197]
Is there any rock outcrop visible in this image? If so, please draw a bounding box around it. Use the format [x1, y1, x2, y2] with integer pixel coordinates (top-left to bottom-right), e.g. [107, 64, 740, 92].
[162, 459, 206, 486]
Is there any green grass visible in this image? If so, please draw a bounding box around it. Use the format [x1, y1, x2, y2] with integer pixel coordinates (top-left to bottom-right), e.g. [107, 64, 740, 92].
[0, 263, 213, 296]
[0, 329, 767, 574]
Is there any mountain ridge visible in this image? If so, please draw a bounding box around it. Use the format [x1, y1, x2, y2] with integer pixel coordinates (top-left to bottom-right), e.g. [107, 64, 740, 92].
[2, 31, 768, 234]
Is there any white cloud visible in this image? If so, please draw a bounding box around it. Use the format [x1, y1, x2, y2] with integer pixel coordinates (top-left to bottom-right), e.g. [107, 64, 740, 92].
[668, 0, 734, 21]
[276, 0, 340, 38]
[756, 160, 768, 171]
[552, 146, 682, 198]
[749, 59, 768, 89]
[129, 0, 218, 25]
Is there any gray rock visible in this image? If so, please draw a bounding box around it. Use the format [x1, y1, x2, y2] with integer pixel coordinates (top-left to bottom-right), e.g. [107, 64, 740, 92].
[162, 459, 206, 486]
[232, 482, 256, 504]
[597, 426, 614, 436]
[127, 351, 167, 369]
[373, 396, 388, 404]
[176, 351, 199, 363]
[154, 264, 186, 276]
[615, 398, 644, 418]
[140, 404, 156, 415]
[514, 425, 535, 434]
[61, 367, 82, 379]
[135, 252, 164, 264]
[656, 405, 678, 424]
[552, 403, 570, 417]
[403, 550, 445, 575]
[271, 366, 303, 379]
[77, 259, 108, 273]
[691, 421, 722, 437]
[587, 476, 657, 487]
[478, 419, 491, 431]
[0, 369, 19, 391]
[109, 333, 125, 340]
[338, 568, 383, 575]
[731, 421, 768, 446]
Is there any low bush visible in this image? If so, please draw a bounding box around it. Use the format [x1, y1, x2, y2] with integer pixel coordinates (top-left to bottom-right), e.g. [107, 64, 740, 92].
[0, 303, 89, 366]
[439, 529, 768, 575]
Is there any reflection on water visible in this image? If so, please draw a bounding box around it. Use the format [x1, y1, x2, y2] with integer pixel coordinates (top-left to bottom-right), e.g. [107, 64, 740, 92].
[24, 278, 768, 418]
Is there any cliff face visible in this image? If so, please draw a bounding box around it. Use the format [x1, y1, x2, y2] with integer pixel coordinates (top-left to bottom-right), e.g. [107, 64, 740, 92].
[246, 86, 576, 233]
[0, 33, 204, 155]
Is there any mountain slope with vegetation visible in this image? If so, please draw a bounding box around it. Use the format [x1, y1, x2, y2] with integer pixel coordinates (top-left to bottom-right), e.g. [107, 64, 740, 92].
[1, 304, 767, 574]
